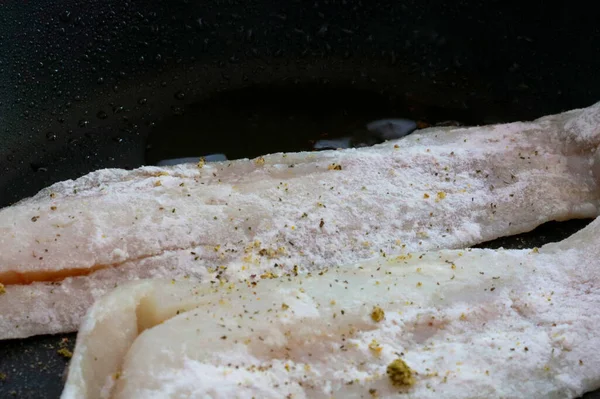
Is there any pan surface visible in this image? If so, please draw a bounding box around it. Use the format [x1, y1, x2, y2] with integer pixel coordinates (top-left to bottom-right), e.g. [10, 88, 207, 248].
[1, 0, 599, 397]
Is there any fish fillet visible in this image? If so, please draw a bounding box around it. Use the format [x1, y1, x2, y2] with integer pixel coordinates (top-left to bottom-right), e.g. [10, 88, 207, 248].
[1, 102, 600, 339]
[61, 216, 600, 399]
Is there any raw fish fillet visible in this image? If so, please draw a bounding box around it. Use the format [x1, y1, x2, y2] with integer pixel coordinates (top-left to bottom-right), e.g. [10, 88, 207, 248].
[61, 216, 600, 399]
[1, 102, 600, 339]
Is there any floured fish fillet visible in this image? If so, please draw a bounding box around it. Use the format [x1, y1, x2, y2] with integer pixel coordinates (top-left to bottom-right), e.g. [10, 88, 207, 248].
[61, 216, 600, 399]
[2, 102, 600, 339]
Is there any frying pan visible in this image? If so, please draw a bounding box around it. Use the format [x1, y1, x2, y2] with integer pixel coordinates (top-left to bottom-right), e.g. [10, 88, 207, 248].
[0, 1, 599, 397]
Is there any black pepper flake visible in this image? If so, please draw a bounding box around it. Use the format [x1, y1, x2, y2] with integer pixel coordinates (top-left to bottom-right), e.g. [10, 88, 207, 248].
[221, 336, 227, 340]
[31, 216, 40, 222]
[319, 219, 325, 228]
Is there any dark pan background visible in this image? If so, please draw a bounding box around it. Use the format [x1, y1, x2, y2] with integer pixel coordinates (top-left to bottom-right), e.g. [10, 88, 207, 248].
[0, 0, 599, 398]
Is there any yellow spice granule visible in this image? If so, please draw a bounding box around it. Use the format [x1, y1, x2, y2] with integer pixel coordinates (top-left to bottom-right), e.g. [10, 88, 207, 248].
[387, 358, 415, 387]
[369, 339, 383, 356]
[57, 348, 73, 359]
[371, 306, 385, 322]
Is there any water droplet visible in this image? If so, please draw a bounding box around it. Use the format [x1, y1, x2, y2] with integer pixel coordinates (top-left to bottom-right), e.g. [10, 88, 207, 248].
[31, 163, 48, 173]
[97, 77, 104, 85]
[46, 132, 58, 141]
[138, 56, 145, 65]
[174, 91, 185, 100]
[78, 119, 89, 128]
[59, 11, 71, 23]
[138, 98, 147, 105]
[317, 24, 328, 36]
[97, 110, 108, 119]
[171, 106, 184, 116]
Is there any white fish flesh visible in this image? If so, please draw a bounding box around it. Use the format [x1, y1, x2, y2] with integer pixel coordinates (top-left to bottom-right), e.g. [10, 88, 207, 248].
[61, 216, 600, 399]
[1, 102, 600, 339]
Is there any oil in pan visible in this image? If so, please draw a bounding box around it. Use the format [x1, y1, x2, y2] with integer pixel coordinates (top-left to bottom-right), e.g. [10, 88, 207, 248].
[144, 83, 470, 166]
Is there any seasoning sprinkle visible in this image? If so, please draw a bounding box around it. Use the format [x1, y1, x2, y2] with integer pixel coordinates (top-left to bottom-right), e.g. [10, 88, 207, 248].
[387, 358, 415, 387]
[57, 348, 73, 358]
[371, 306, 385, 322]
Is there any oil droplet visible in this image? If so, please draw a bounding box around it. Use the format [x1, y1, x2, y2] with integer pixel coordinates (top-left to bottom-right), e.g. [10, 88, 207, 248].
[138, 98, 147, 105]
[78, 119, 89, 128]
[59, 10, 71, 23]
[174, 91, 185, 100]
[31, 163, 48, 172]
[97, 110, 108, 119]
[46, 132, 57, 141]
[171, 106, 184, 116]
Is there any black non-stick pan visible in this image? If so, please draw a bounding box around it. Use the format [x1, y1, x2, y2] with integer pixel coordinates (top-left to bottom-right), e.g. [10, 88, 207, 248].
[1, 1, 599, 397]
